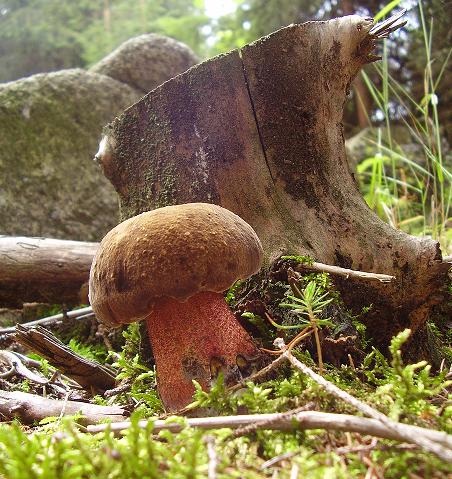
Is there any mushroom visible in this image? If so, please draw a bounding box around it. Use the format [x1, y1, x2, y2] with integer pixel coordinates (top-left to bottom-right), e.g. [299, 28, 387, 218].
[89, 203, 264, 411]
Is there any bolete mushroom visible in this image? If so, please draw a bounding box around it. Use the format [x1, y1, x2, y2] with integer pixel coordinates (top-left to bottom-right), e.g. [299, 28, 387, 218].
[89, 203, 264, 411]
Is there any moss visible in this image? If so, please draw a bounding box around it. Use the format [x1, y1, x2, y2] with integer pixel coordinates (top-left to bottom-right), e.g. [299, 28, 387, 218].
[0, 69, 140, 240]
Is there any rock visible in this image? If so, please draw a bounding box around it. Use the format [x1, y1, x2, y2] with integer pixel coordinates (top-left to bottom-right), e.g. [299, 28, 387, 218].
[90, 34, 199, 94]
[0, 69, 141, 241]
[0, 35, 199, 242]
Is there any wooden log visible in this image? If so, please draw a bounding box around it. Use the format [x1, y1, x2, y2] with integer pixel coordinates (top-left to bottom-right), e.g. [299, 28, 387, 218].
[0, 236, 98, 307]
[96, 15, 449, 349]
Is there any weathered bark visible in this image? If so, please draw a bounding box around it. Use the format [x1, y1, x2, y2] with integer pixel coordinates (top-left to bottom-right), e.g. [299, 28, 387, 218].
[0, 236, 98, 307]
[96, 15, 448, 349]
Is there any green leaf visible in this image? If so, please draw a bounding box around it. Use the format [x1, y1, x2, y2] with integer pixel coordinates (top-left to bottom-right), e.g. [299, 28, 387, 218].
[374, 1, 404, 22]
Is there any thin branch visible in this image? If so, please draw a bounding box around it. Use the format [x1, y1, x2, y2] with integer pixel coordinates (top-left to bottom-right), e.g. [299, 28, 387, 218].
[227, 353, 288, 393]
[0, 350, 67, 394]
[275, 339, 452, 462]
[0, 390, 127, 425]
[205, 435, 218, 479]
[290, 463, 299, 479]
[0, 364, 15, 379]
[293, 261, 395, 283]
[334, 442, 418, 456]
[260, 451, 297, 469]
[0, 306, 94, 335]
[86, 410, 452, 451]
[231, 402, 315, 438]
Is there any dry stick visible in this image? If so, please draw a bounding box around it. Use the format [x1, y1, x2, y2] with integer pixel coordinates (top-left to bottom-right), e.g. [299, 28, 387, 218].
[293, 261, 395, 283]
[290, 463, 299, 479]
[205, 435, 218, 479]
[231, 403, 316, 438]
[0, 306, 94, 335]
[0, 390, 127, 425]
[86, 411, 452, 449]
[228, 353, 288, 393]
[274, 338, 452, 463]
[334, 443, 418, 456]
[0, 350, 67, 394]
[260, 451, 297, 470]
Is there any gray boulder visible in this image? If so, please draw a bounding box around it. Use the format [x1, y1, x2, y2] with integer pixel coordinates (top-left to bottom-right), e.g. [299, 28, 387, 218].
[0, 69, 140, 241]
[0, 36, 198, 241]
[90, 34, 199, 94]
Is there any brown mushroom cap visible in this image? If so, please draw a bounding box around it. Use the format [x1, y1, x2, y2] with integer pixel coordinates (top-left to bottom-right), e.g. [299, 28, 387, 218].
[89, 203, 263, 327]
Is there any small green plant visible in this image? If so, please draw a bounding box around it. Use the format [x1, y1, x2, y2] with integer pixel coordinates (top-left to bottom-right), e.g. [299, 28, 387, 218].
[190, 374, 236, 413]
[67, 339, 109, 363]
[109, 324, 163, 414]
[281, 254, 315, 266]
[361, 0, 451, 251]
[363, 329, 452, 423]
[225, 279, 243, 305]
[280, 280, 334, 372]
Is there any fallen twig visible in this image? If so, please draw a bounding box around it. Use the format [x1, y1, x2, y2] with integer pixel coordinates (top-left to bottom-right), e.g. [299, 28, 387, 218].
[231, 402, 316, 438]
[86, 410, 452, 450]
[0, 350, 67, 394]
[291, 260, 395, 283]
[0, 306, 94, 335]
[274, 338, 452, 462]
[334, 442, 418, 456]
[205, 435, 218, 479]
[260, 451, 297, 469]
[228, 353, 287, 393]
[0, 390, 127, 425]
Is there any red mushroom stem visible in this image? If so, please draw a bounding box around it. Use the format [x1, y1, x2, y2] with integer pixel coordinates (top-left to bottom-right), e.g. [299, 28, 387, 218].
[145, 291, 260, 411]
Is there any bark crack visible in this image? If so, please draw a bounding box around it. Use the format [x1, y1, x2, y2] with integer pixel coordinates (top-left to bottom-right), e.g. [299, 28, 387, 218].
[238, 49, 276, 185]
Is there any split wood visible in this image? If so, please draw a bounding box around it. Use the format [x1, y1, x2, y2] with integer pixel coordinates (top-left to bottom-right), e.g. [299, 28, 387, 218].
[13, 325, 116, 394]
[0, 235, 97, 307]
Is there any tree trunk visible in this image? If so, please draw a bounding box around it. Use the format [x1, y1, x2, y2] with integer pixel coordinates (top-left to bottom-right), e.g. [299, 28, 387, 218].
[95, 16, 448, 349]
[0, 236, 98, 307]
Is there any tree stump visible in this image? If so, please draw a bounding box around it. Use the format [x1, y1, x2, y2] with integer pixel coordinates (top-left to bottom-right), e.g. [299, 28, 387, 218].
[95, 15, 449, 350]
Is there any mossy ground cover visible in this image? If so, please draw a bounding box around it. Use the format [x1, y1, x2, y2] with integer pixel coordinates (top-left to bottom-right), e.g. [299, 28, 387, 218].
[0, 269, 450, 478]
